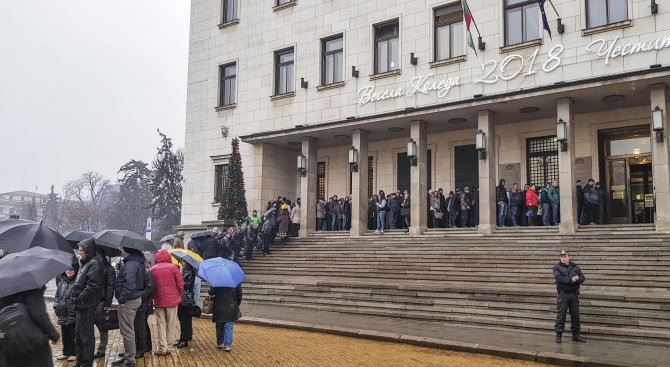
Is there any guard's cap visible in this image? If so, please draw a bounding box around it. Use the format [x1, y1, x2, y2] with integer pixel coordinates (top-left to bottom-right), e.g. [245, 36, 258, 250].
[560, 250, 569, 256]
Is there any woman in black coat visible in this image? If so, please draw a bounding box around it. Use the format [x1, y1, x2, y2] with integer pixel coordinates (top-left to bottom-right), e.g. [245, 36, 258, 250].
[0, 286, 60, 367]
[209, 285, 242, 351]
[54, 266, 79, 361]
[176, 260, 196, 348]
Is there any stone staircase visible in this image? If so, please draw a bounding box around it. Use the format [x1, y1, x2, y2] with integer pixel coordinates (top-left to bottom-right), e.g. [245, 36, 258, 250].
[234, 226, 670, 346]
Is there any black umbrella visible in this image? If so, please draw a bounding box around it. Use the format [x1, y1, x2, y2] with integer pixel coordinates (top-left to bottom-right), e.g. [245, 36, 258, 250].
[93, 230, 155, 253]
[0, 219, 71, 253]
[159, 234, 176, 243]
[190, 231, 214, 239]
[0, 247, 74, 298]
[63, 230, 95, 249]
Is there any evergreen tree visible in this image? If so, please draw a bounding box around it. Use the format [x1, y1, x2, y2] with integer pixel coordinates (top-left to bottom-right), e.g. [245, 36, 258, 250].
[218, 138, 248, 221]
[110, 160, 153, 235]
[149, 130, 183, 237]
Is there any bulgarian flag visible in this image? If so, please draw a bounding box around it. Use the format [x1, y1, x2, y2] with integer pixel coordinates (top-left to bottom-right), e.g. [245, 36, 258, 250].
[462, 0, 477, 56]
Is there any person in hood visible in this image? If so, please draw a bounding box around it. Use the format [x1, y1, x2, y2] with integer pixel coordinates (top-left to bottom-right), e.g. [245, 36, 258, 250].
[132, 252, 155, 359]
[93, 248, 116, 360]
[112, 247, 146, 367]
[176, 260, 197, 348]
[149, 250, 184, 356]
[209, 284, 243, 352]
[53, 261, 79, 362]
[553, 250, 586, 344]
[71, 239, 103, 367]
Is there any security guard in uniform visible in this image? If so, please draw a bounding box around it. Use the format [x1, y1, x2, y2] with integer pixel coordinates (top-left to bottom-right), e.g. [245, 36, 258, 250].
[552, 250, 586, 343]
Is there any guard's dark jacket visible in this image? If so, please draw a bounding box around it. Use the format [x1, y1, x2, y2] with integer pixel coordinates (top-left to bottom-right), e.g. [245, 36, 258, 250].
[201, 236, 222, 260]
[496, 185, 508, 203]
[139, 270, 155, 313]
[115, 252, 145, 304]
[553, 261, 586, 294]
[72, 241, 103, 310]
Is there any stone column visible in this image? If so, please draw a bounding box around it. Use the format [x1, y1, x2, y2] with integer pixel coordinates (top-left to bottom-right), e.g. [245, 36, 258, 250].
[351, 130, 369, 237]
[409, 120, 427, 236]
[299, 137, 317, 237]
[557, 98, 577, 234]
[650, 84, 670, 231]
[478, 110, 496, 235]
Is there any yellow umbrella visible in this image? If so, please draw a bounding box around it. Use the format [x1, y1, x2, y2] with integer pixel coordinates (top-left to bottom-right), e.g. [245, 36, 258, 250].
[168, 248, 203, 266]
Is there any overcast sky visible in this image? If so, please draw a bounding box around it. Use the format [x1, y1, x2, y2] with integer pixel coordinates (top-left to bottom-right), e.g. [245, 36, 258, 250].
[0, 1, 191, 194]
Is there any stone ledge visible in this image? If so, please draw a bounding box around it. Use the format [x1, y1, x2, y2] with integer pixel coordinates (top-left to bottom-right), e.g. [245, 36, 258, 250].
[500, 39, 543, 54]
[429, 55, 467, 68]
[273, 0, 296, 12]
[316, 81, 345, 91]
[215, 104, 236, 111]
[369, 69, 401, 81]
[270, 92, 295, 101]
[582, 20, 632, 37]
[218, 18, 240, 29]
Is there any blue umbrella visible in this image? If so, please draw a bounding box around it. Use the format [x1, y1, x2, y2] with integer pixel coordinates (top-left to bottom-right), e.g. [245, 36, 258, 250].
[197, 257, 246, 287]
[171, 251, 200, 270]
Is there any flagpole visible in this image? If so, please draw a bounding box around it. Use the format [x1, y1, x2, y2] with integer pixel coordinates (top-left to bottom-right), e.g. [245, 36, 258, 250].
[547, 0, 561, 17]
[462, 0, 482, 37]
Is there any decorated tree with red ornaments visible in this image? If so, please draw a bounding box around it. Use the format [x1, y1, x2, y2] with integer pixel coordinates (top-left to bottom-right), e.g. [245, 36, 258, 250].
[218, 138, 248, 221]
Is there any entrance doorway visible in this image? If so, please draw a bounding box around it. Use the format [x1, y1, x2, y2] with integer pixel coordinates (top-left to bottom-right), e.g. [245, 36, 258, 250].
[599, 126, 654, 224]
[397, 150, 432, 192]
[454, 145, 478, 190]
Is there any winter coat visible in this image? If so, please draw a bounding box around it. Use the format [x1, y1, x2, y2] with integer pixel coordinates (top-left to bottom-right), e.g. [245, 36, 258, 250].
[548, 185, 560, 203]
[249, 214, 261, 229]
[509, 191, 524, 207]
[446, 196, 457, 213]
[375, 198, 387, 212]
[336, 204, 344, 220]
[496, 185, 508, 203]
[343, 201, 351, 216]
[220, 236, 233, 259]
[201, 236, 224, 260]
[115, 252, 145, 304]
[430, 195, 440, 212]
[388, 197, 399, 212]
[278, 212, 290, 232]
[247, 223, 259, 240]
[261, 220, 272, 235]
[173, 235, 185, 249]
[139, 270, 155, 313]
[100, 262, 116, 306]
[576, 185, 585, 206]
[0, 287, 59, 367]
[459, 192, 470, 211]
[54, 274, 77, 325]
[71, 240, 103, 310]
[400, 198, 410, 217]
[553, 261, 585, 294]
[540, 188, 550, 205]
[150, 250, 184, 308]
[290, 205, 301, 223]
[526, 188, 539, 207]
[316, 202, 326, 219]
[209, 285, 242, 323]
[584, 185, 600, 205]
[180, 266, 196, 306]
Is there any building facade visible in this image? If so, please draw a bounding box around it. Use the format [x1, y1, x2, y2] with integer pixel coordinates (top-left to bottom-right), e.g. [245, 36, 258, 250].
[181, 0, 670, 235]
[0, 191, 48, 221]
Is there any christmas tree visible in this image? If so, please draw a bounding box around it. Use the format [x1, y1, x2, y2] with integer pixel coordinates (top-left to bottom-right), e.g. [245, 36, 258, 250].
[218, 137, 249, 221]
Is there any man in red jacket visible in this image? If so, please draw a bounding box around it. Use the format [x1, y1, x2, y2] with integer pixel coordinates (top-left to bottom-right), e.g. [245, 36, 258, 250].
[149, 250, 184, 355]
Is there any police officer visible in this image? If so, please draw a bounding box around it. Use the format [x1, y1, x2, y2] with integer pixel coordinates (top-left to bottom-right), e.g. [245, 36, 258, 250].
[553, 250, 586, 343]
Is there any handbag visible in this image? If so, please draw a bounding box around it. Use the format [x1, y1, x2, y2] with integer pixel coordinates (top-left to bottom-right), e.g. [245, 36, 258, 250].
[94, 303, 119, 331]
[202, 296, 214, 314]
[434, 211, 444, 220]
[189, 305, 202, 318]
[0, 303, 45, 355]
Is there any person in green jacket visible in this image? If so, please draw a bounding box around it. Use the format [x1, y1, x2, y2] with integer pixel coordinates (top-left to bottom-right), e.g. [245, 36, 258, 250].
[548, 179, 560, 226]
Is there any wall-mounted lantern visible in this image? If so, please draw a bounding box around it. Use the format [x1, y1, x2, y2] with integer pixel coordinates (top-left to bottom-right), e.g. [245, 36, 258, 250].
[407, 138, 417, 166]
[348, 146, 359, 172]
[653, 105, 664, 142]
[475, 129, 487, 160]
[297, 154, 307, 177]
[556, 118, 568, 152]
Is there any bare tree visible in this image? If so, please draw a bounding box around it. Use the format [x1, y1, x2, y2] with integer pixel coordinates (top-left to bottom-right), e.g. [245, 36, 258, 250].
[61, 171, 112, 232]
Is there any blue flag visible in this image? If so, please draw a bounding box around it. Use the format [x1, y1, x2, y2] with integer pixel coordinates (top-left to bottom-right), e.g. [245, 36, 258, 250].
[538, 0, 552, 39]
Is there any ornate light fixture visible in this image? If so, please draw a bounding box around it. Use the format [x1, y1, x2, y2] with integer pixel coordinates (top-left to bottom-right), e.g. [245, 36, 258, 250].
[296, 154, 307, 177]
[556, 118, 568, 152]
[348, 146, 359, 172]
[475, 129, 486, 160]
[652, 106, 664, 142]
[407, 138, 417, 166]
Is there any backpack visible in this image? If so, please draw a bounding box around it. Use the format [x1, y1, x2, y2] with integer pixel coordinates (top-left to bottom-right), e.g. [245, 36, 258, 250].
[0, 302, 45, 355]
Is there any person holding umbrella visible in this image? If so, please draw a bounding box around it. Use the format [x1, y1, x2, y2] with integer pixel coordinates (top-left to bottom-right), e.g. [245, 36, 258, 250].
[93, 247, 116, 360]
[54, 261, 80, 362]
[197, 257, 245, 351]
[72, 239, 104, 367]
[0, 247, 68, 367]
[176, 258, 197, 348]
[112, 247, 146, 367]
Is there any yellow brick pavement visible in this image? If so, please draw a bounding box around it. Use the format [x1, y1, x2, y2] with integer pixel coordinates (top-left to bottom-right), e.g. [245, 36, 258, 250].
[51, 315, 551, 367]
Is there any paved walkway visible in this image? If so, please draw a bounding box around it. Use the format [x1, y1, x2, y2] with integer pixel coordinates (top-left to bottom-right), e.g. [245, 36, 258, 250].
[240, 303, 670, 367]
[50, 314, 549, 367]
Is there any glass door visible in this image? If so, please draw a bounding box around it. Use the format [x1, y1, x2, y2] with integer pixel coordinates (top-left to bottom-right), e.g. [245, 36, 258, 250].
[607, 159, 629, 223]
[629, 156, 653, 224]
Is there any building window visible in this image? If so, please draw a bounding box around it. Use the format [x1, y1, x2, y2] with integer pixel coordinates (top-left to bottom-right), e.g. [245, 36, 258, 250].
[367, 156, 374, 198]
[374, 21, 400, 74]
[222, 0, 238, 23]
[219, 63, 236, 106]
[317, 162, 326, 200]
[435, 4, 464, 61]
[504, 0, 540, 46]
[276, 0, 291, 5]
[526, 136, 559, 187]
[586, 0, 628, 28]
[214, 164, 229, 202]
[322, 35, 343, 85]
[275, 48, 294, 95]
